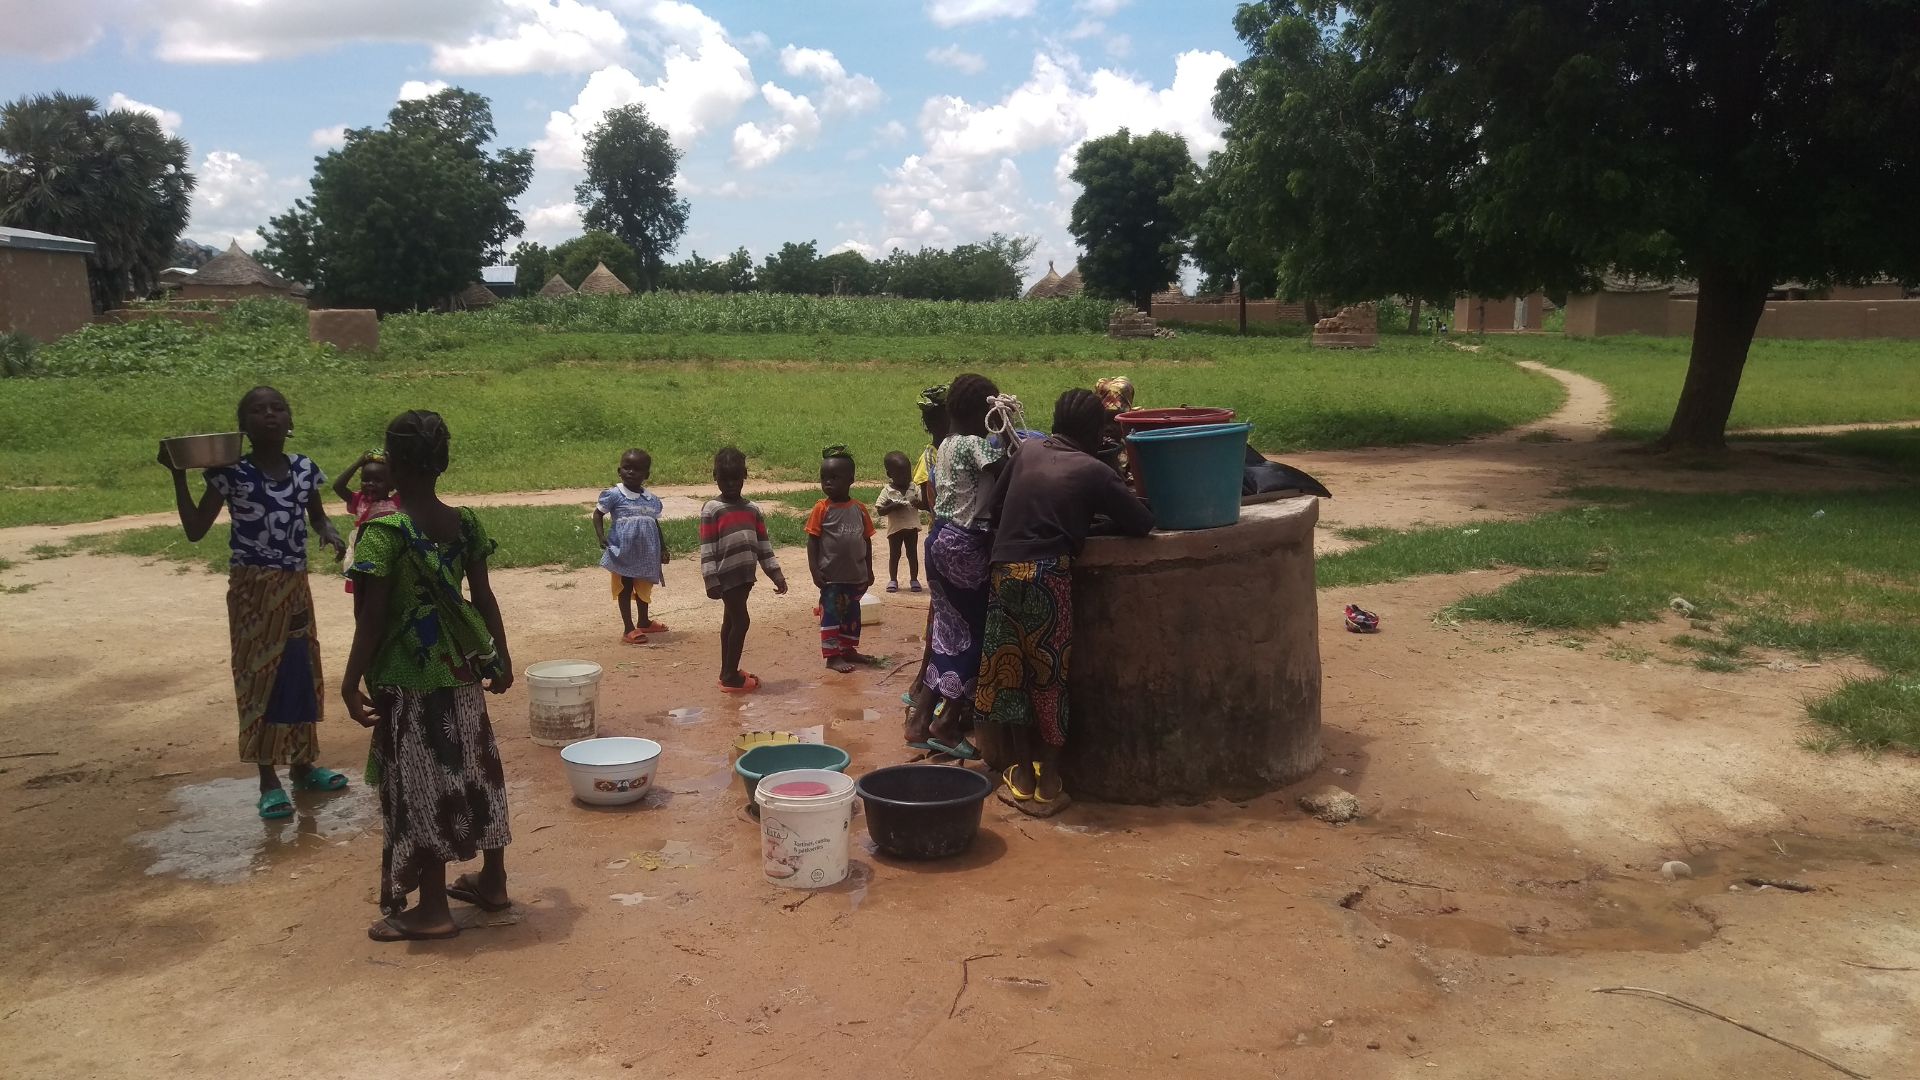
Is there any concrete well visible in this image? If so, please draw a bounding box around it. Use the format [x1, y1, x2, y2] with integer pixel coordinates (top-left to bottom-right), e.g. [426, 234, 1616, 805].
[1063, 497, 1323, 804]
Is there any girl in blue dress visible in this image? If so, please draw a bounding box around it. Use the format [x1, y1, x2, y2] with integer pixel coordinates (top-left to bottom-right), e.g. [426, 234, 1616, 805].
[160, 386, 349, 819]
[594, 448, 670, 643]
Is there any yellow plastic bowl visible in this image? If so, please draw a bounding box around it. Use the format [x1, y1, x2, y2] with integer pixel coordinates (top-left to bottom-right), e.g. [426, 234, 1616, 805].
[731, 730, 800, 765]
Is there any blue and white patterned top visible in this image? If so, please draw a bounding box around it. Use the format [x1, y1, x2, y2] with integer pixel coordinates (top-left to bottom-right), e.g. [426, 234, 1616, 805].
[598, 484, 665, 583]
[205, 455, 325, 571]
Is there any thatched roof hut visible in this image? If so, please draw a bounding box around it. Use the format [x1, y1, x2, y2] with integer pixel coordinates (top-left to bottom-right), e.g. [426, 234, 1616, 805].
[455, 282, 498, 309]
[179, 241, 300, 300]
[1058, 265, 1083, 296]
[577, 262, 632, 296]
[1025, 261, 1066, 299]
[538, 273, 576, 298]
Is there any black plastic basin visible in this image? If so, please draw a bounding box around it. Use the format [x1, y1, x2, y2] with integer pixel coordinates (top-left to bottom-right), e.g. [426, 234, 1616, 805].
[855, 764, 993, 859]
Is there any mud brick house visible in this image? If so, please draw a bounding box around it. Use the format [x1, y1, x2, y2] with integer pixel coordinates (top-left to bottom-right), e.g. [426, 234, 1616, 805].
[0, 226, 95, 342]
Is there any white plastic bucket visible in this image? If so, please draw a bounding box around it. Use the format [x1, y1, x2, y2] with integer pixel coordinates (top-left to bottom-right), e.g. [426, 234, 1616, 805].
[558, 736, 662, 806]
[526, 659, 602, 746]
[860, 591, 884, 626]
[755, 768, 856, 888]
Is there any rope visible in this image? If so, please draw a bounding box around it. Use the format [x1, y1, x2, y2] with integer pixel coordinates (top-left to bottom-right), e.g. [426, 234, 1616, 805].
[985, 394, 1030, 455]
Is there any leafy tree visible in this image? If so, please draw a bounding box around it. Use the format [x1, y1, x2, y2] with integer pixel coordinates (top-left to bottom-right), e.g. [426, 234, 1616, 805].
[758, 241, 826, 295]
[1067, 129, 1197, 310]
[819, 249, 881, 295]
[881, 233, 1036, 300]
[259, 88, 530, 312]
[575, 104, 689, 291]
[660, 246, 758, 292]
[1183, 147, 1277, 301]
[0, 92, 195, 310]
[510, 240, 555, 294]
[552, 230, 640, 289]
[1221, 0, 1920, 450]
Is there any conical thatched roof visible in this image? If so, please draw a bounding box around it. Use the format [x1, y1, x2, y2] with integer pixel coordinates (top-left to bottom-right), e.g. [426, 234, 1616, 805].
[1024, 260, 1066, 299]
[455, 282, 498, 309]
[577, 261, 631, 296]
[538, 273, 576, 298]
[192, 241, 294, 290]
[1057, 265, 1083, 296]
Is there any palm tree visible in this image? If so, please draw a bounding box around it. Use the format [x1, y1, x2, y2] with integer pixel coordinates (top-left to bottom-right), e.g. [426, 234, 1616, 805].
[0, 92, 195, 311]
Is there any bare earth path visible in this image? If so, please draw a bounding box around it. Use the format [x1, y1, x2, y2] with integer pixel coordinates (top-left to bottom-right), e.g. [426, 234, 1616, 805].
[2, 361, 1917, 1079]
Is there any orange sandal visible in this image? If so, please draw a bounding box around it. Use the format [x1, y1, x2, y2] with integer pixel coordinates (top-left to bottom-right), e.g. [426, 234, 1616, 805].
[622, 629, 647, 645]
[641, 621, 669, 634]
[719, 673, 761, 694]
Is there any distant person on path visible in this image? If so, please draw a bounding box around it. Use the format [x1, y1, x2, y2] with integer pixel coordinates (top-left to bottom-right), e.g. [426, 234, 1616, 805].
[873, 450, 924, 593]
[916, 373, 1004, 761]
[977, 389, 1154, 815]
[699, 448, 789, 694]
[807, 446, 876, 673]
[595, 448, 669, 644]
[342, 410, 515, 942]
[160, 386, 349, 821]
[333, 449, 401, 594]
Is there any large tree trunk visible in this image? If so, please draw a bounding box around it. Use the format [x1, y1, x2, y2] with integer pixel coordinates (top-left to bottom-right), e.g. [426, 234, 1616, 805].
[1237, 274, 1247, 336]
[1302, 299, 1319, 326]
[1656, 267, 1771, 452]
[1406, 296, 1422, 334]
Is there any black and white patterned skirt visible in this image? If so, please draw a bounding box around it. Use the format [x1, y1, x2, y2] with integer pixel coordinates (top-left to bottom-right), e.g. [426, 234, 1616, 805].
[372, 684, 512, 913]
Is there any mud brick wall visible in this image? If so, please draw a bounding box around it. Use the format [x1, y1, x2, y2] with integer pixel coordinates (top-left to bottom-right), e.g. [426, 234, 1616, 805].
[0, 249, 93, 342]
[1565, 290, 1672, 337]
[1453, 293, 1546, 332]
[309, 309, 379, 352]
[1064, 498, 1323, 804]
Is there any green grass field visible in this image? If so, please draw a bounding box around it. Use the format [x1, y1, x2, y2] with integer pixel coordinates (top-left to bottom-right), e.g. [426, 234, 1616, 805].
[0, 329, 1558, 527]
[1319, 486, 1920, 752]
[1478, 334, 1920, 439]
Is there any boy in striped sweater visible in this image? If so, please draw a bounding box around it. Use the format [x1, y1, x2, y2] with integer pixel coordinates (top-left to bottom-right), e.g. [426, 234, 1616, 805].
[699, 448, 788, 693]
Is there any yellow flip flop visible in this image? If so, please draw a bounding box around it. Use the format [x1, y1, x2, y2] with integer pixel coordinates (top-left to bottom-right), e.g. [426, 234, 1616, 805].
[1001, 765, 1033, 801]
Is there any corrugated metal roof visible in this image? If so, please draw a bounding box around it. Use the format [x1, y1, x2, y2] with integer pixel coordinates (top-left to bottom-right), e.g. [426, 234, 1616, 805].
[0, 226, 96, 256]
[480, 264, 516, 286]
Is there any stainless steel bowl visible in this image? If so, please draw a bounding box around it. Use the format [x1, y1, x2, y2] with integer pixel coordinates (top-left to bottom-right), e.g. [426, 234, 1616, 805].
[162, 432, 245, 470]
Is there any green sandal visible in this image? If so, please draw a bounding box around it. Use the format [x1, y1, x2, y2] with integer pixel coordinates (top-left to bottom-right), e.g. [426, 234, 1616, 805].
[294, 766, 348, 791]
[257, 789, 293, 820]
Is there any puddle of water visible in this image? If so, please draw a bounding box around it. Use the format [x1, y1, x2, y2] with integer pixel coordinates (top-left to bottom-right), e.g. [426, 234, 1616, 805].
[666, 707, 707, 725]
[129, 777, 377, 883]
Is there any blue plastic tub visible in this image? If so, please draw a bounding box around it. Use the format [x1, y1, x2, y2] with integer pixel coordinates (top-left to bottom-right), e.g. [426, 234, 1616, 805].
[1126, 421, 1252, 530]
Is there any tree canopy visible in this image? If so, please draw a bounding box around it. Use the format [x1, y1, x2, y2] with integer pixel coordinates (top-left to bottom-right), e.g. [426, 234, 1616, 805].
[1217, 0, 1920, 449]
[259, 87, 531, 312]
[575, 104, 688, 291]
[658, 247, 757, 293]
[1068, 128, 1197, 310]
[0, 91, 195, 311]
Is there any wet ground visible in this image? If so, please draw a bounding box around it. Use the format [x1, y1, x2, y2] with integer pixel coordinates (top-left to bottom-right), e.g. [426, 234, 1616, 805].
[4, 366, 1919, 1077]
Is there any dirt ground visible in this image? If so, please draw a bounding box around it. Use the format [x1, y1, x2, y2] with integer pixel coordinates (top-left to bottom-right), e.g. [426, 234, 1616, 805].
[3, 363, 1918, 1079]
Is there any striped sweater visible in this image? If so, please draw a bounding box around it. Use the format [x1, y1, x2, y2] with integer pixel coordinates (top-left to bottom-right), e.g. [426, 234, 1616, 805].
[698, 498, 783, 595]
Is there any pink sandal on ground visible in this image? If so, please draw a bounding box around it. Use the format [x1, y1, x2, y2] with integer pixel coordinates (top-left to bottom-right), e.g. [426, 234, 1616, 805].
[622, 629, 648, 644]
[720, 673, 761, 694]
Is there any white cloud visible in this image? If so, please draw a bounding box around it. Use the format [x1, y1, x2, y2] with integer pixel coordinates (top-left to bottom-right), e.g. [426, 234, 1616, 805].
[150, 0, 486, 63]
[926, 44, 987, 74]
[731, 83, 821, 169]
[919, 53, 1080, 163]
[925, 0, 1036, 28]
[107, 93, 182, 135]
[677, 176, 748, 198]
[522, 201, 584, 244]
[875, 154, 1031, 252]
[831, 239, 879, 258]
[309, 125, 350, 149]
[1065, 19, 1103, 40]
[397, 79, 451, 101]
[191, 150, 293, 251]
[1, 2, 114, 60]
[537, 2, 756, 167]
[1105, 33, 1132, 58]
[1075, 0, 1129, 14]
[431, 0, 627, 75]
[778, 45, 881, 114]
[877, 119, 908, 143]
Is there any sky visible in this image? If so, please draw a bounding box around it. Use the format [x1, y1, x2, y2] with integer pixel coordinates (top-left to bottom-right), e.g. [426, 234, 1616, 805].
[0, 0, 1248, 286]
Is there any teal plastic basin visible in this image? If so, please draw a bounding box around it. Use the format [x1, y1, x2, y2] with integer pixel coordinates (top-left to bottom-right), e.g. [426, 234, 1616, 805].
[1126, 421, 1252, 530]
[735, 742, 851, 803]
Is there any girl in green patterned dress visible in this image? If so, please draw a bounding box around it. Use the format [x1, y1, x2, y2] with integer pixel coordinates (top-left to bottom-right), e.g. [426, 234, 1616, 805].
[342, 411, 515, 942]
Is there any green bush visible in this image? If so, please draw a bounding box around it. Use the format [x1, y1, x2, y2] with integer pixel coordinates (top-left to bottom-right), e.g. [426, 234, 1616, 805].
[34, 312, 345, 377]
[0, 331, 37, 378]
[438, 292, 1117, 336]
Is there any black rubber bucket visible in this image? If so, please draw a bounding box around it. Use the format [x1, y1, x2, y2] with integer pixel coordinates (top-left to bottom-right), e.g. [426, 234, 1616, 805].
[855, 764, 993, 859]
